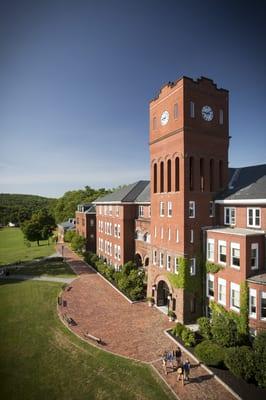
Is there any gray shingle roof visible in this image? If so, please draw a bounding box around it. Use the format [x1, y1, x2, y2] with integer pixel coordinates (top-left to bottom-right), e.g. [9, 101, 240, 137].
[217, 164, 266, 200]
[247, 273, 266, 285]
[93, 181, 150, 203]
[135, 182, 150, 203]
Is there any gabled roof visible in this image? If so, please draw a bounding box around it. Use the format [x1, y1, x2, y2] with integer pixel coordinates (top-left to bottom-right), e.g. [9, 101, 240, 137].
[216, 164, 266, 202]
[93, 181, 150, 204]
[135, 182, 150, 203]
[85, 204, 96, 214]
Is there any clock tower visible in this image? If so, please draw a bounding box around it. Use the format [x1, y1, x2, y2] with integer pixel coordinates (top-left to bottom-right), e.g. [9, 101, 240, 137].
[148, 76, 229, 323]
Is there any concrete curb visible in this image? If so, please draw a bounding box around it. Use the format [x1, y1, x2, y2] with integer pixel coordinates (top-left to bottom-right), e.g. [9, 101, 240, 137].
[150, 363, 180, 400]
[164, 330, 242, 400]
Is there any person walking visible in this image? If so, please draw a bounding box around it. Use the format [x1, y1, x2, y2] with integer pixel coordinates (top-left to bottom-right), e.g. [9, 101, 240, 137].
[176, 364, 184, 386]
[175, 346, 182, 367]
[183, 359, 191, 383]
[162, 351, 168, 375]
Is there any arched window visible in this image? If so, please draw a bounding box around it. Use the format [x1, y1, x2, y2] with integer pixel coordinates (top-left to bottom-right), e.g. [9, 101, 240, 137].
[175, 157, 179, 191]
[219, 160, 223, 189]
[167, 159, 171, 192]
[210, 159, 214, 192]
[200, 158, 205, 192]
[189, 157, 194, 191]
[160, 161, 164, 193]
[153, 163, 157, 193]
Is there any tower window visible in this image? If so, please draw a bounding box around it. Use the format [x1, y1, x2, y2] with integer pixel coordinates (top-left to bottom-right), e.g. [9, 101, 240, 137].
[189, 201, 195, 218]
[210, 159, 214, 192]
[189, 157, 194, 191]
[174, 103, 178, 119]
[175, 157, 180, 191]
[200, 158, 205, 192]
[219, 109, 224, 125]
[160, 161, 164, 192]
[153, 163, 157, 193]
[167, 159, 171, 192]
[190, 101, 195, 118]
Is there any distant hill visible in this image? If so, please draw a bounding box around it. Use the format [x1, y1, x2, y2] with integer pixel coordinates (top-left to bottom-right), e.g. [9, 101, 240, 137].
[0, 193, 56, 226]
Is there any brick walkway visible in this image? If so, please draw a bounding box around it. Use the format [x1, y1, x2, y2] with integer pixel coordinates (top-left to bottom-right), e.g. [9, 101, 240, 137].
[57, 245, 236, 400]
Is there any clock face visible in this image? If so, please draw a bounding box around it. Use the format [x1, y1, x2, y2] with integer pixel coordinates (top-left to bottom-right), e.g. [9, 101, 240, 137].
[160, 110, 169, 126]
[201, 105, 214, 121]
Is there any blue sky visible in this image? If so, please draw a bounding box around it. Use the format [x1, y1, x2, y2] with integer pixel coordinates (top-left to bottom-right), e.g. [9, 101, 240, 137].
[0, 0, 265, 198]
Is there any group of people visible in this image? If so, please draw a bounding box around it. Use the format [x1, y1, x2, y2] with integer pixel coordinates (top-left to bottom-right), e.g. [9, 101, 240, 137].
[162, 347, 191, 385]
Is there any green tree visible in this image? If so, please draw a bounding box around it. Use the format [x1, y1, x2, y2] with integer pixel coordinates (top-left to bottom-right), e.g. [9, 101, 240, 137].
[253, 332, 266, 387]
[71, 233, 86, 253]
[22, 210, 56, 246]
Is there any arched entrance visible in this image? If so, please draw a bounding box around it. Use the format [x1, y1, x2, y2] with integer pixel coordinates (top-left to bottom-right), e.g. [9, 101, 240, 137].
[157, 280, 170, 307]
[144, 257, 149, 267]
[134, 253, 143, 267]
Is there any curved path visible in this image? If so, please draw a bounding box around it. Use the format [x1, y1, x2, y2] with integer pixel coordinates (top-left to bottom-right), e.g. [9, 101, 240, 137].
[57, 245, 236, 400]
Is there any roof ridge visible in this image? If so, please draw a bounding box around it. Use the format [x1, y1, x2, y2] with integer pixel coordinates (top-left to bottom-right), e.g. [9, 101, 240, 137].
[122, 180, 149, 202]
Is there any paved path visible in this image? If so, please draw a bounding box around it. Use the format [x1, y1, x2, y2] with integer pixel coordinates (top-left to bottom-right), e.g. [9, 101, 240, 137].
[0, 274, 75, 284]
[57, 245, 236, 400]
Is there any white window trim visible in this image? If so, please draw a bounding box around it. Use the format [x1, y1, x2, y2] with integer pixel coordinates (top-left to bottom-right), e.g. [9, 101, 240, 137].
[153, 250, 157, 266]
[189, 201, 195, 218]
[207, 238, 215, 262]
[249, 288, 257, 319]
[209, 201, 215, 218]
[224, 207, 236, 226]
[159, 252, 164, 268]
[206, 273, 214, 299]
[174, 257, 179, 274]
[247, 207, 261, 228]
[251, 243, 259, 270]
[218, 278, 226, 306]
[190, 229, 194, 243]
[230, 242, 240, 269]
[166, 255, 171, 271]
[160, 202, 165, 217]
[260, 292, 266, 320]
[230, 282, 240, 312]
[218, 240, 227, 265]
[167, 201, 173, 217]
[190, 258, 196, 276]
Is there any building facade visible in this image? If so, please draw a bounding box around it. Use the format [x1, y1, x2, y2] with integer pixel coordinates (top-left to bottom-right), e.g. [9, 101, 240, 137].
[75, 204, 96, 253]
[90, 76, 266, 332]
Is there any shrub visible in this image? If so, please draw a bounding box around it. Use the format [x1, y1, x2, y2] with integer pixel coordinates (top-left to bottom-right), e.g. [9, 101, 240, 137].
[172, 322, 185, 338]
[181, 328, 196, 347]
[71, 233, 86, 252]
[121, 261, 137, 275]
[211, 313, 239, 347]
[253, 332, 266, 387]
[116, 269, 145, 301]
[224, 346, 254, 381]
[64, 230, 75, 243]
[195, 340, 225, 367]
[197, 317, 212, 340]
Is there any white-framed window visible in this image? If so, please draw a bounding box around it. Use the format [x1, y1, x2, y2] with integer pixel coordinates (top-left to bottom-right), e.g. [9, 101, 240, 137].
[114, 244, 117, 259]
[190, 229, 194, 243]
[260, 292, 266, 320]
[168, 228, 171, 241]
[230, 282, 240, 311]
[139, 205, 144, 217]
[209, 201, 215, 217]
[115, 206, 119, 217]
[167, 255, 171, 271]
[190, 258, 196, 276]
[109, 243, 112, 256]
[176, 229, 179, 243]
[190, 101, 195, 118]
[160, 202, 165, 217]
[153, 250, 157, 265]
[167, 201, 172, 217]
[98, 237, 101, 250]
[247, 208, 261, 228]
[206, 274, 214, 298]
[207, 238, 215, 261]
[110, 223, 112, 235]
[219, 109, 224, 125]
[117, 224, 121, 238]
[114, 224, 117, 237]
[154, 225, 157, 238]
[249, 288, 257, 318]
[218, 240, 227, 264]
[160, 227, 164, 239]
[159, 252, 164, 268]
[231, 242, 240, 268]
[117, 245, 121, 261]
[218, 278, 226, 305]
[174, 103, 178, 119]
[189, 201, 195, 218]
[174, 257, 179, 274]
[251, 243, 259, 270]
[224, 207, 236, 225]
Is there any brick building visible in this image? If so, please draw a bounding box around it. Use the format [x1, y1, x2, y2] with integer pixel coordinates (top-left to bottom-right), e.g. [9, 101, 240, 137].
[89, 75, 265, 333]
[75, 204, 96, 253]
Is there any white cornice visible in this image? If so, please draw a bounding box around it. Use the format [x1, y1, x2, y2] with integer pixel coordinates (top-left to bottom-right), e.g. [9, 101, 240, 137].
[215, 199, 266, 205]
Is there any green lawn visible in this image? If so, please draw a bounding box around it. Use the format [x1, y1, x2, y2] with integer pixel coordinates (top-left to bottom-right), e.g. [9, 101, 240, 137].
[0, 280, 174, 400]
[0, 227, 55, 266]
[11, 259, 76, 278]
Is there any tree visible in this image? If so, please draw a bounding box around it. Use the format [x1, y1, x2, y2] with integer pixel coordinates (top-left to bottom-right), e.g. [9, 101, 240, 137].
[22, 210, 56, 246]
[70, 233, 86, 253]
[253, 332, 266, 387]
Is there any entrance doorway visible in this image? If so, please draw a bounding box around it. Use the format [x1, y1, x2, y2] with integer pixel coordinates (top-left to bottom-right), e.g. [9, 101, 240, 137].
[157, 280, 170, 307]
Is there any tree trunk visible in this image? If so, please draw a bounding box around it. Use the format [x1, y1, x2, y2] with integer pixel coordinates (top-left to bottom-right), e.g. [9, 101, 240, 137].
[37, 240, 39, 246]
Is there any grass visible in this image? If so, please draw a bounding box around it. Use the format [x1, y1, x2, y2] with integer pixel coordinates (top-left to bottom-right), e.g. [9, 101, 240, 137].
[0, 227, 55, 266]
[10, 259, 76, 278]
[0, 280, 174, 400]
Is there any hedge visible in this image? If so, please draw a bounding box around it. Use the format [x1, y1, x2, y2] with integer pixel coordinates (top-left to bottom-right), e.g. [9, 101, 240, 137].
[195, 340, 225, 367]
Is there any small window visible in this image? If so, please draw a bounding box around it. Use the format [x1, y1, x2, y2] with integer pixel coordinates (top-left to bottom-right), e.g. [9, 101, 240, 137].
[249, 288, 257, 318]
[247, 208, 261, 228]
[174, 257, 179, 274]
[167, 255, 171, 271]
[117, 224, 121, 238]
[207, 239, 214, 261]
[167, 201, 172, 217]
[139, 205, 144, 217]
[190, 101, 195, 118]
[190, 258, 196, 276]
[190, 229, 194, 243]
[230, 282, 240, 311]
[224, 207, 236, 225]
[251, 243, 259, 270]
[153, 250, 157, 265]
[219, 109, 224, 125]
[160, 227, 164, 239]
[231, 242, 240, 268]
[218, 240, 226, 264]
[160, 202, 165, 217]
[261, 292, 266, 320]
[207, 274, 214, 298]
[116, 206, 119, 217]
[218, 278, 226, 305]
[159, 252, 164, 268]
[174, 103, 178, 119]
[189, 201, 195, 218]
